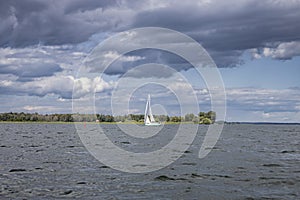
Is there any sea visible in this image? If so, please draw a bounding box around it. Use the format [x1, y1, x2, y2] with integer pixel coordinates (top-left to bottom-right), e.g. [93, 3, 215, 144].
[0, 123, 299, 199]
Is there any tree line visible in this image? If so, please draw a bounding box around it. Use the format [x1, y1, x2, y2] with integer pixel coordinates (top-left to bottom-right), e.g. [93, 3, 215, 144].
[0, 111, 216, 124]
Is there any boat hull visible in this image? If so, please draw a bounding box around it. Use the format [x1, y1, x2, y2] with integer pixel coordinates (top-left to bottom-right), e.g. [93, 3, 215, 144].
[145, 122, 161, 126]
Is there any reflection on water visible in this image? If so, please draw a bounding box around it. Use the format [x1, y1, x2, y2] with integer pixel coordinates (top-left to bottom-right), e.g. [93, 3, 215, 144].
[0, 123, 299, 199]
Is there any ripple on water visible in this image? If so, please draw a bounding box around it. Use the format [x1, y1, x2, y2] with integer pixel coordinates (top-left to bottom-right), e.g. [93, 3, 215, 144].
[0, 123, 299, 199]
[9, 169, 27, 172]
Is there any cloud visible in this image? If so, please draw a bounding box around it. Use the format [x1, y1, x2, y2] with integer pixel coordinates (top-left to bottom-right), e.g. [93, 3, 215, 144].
[63, 0, 118, 14]
[208, 50, 244, 68]
[0, 0, 126, 47]
[1, 0, 299, 67]
[225, 87, 300, 113]
[84, 27, 216, 77]
[0, 0, 299, 121]
[124, 63, 175, 78]
[85, 50, 147, 75]
[251, 41, 300, 60]
[0, 63, 62, 80]
[1, 76, 300, 122]
[0, 45, 88, 81]
[73, 76, 114, 99]
[98, 49, 193, 77]
[23, 105, 56, 112]
[0, 75, 114, 99]
[103, 51, 145, 62]
[131, 0, 300, 66]
[99, 86, 300, 121]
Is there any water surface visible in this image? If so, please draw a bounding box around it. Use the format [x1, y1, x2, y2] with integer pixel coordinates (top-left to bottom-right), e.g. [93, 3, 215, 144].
[0, 123, 299, 199]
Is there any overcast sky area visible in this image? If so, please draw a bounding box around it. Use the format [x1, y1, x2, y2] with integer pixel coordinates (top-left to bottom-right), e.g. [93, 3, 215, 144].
[0, 0, 300, 122]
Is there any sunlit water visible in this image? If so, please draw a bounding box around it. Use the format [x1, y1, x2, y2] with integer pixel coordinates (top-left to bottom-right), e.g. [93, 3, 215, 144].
[0, 123, 299, 199]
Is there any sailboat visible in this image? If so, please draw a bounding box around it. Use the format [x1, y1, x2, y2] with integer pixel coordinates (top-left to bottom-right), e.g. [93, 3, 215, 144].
[144, 94, 161, 126]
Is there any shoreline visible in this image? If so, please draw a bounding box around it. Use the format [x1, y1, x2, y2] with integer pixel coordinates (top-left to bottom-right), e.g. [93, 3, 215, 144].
[0, 121, 196, 125]
[0, 121, 299, 125]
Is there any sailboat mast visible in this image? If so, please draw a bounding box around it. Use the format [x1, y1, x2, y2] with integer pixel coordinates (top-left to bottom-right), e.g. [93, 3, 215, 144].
[144, 95, 149, 124]
[148, 94, 155, 122]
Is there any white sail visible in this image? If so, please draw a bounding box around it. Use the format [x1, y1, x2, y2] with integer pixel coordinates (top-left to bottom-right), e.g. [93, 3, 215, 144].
[145, 116, 151, 124]
[144, 94, 160, 126]
[144, 96, 149, 124]
[148, 94, 155, 122]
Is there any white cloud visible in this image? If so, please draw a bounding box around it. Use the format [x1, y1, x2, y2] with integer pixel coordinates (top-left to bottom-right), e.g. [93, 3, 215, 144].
[103, 51, 145, 62]
[261, 111, 300, 122]
[0, 75, 114, 99]
[0, 80, 13, 87]
[251, 41, 300, 60]
[73, 76, 114, 98]
[0, 45, 87, 80]
[225, 87, 300, 122]
[23, 105, 56, 112]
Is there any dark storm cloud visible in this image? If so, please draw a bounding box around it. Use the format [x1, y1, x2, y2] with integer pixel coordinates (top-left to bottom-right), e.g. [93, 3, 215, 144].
[0, 0, 47, 18]
[209, 50, 244, 68]
[132, 0, 300, 66]
[0, 0, 119, 47]
[133, 1, 300, 51]
[1, 0, 300, 67]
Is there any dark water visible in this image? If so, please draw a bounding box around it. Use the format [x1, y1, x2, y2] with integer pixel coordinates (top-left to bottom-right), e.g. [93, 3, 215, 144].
[0, 123, 299, 199]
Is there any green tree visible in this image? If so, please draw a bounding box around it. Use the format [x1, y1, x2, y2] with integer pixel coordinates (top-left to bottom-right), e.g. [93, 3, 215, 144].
[170, 116, 181, 122]
[199, 112, 206, 118]
[207, 111, 216, 123]
[192, 116, 199, 123]
[184, 113, 195, 122]
[202, 118, 212, 124]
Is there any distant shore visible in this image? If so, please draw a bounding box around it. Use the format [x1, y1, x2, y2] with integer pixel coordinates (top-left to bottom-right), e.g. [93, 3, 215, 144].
[0, 121, 299, 125]
[0, 111, 216, 124]
[0, 121, 196, 125]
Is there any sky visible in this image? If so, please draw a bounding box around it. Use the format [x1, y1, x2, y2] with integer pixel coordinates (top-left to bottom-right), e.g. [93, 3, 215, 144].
[0, 0, 300, 122]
